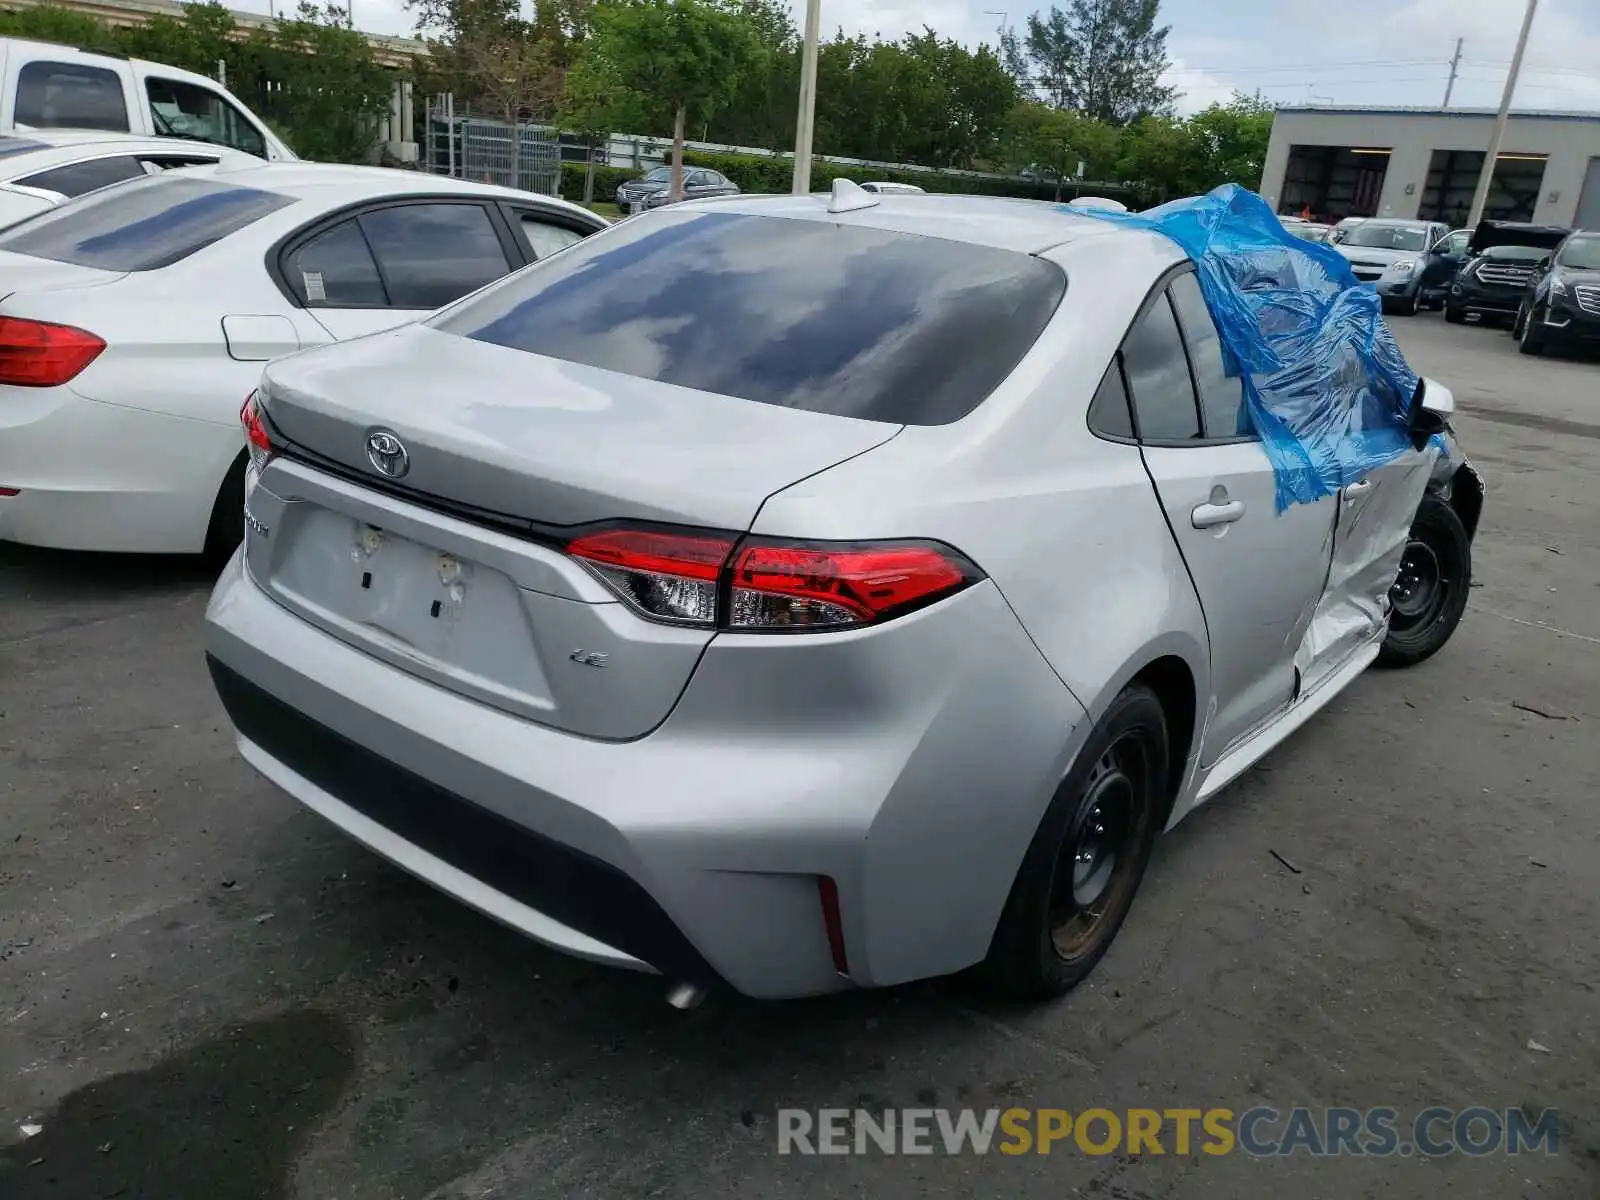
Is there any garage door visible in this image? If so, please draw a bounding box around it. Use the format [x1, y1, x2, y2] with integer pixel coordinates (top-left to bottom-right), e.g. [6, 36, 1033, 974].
[1578, 157, 1600, 231]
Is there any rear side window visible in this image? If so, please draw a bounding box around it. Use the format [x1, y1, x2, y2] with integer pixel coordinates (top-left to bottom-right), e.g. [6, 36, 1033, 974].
[435, 210, 1067, 425]
[1167, 272, 1250, 439]
[283, 218, 385, 306]
[18, 155, 148, 199]
[358, 203, 512, 308]
[0, 174, 295, 271]
[516, 214, 586, 259]
[15, 62, 130, 132]
[1120, 293, 1200, 441]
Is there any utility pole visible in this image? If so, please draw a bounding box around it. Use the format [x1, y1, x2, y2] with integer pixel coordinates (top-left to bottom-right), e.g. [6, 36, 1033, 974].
[1442, 37, 1463, 107]
[791, 0, 821, 194]
[1467, 0, 1538, 229]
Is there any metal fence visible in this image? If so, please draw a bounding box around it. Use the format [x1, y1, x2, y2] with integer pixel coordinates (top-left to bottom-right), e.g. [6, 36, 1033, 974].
[422, 95, 562, 197]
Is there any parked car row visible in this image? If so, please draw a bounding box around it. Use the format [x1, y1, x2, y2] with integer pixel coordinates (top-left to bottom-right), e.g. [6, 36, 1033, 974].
[0, 159, 607, 555]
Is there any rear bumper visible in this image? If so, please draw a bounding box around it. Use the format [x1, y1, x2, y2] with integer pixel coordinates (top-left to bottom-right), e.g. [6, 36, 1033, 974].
[205, 548, 1087, 998]
[0, 386, 238, 554]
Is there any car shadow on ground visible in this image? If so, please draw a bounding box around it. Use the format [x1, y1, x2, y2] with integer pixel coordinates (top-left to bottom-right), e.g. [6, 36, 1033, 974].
[0, 543, 222, 603]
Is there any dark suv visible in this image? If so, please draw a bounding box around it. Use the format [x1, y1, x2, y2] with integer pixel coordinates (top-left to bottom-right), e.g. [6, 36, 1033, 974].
[1513, 229, 1600, 356]
[1446, 221, 1570, 327]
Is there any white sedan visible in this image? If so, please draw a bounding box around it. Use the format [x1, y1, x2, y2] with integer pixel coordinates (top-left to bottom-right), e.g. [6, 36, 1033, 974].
[0, 160, 607, 555]
[0, 129, 228, 228]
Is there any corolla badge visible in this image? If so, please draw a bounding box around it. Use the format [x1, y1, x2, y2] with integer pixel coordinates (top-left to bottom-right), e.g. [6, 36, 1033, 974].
[366, 429, 409, 479]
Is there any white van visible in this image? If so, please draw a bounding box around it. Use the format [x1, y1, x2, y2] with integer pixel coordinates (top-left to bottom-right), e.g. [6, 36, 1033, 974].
[0, 38, 296, 161]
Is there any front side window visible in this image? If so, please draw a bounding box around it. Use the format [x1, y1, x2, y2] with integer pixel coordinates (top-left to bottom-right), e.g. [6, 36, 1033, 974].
[146, 78, 266, 157]
[283, 219, 385, 307]
[1168, 272, 1250, 439]
[1120, 292, 1200, 441]
[15, 62, 130, 132]
[357, 203, 512, 309]
[0, 174, 295, 271]
[431, 209, 1067, 426]
[17, 155, 147, 198]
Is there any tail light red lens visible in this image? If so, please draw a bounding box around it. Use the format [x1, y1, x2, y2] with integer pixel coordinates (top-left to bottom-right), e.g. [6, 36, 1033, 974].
[730, 541, 974, 629]
[240, 390, 273, 471]
[566, 528, 735, 626]
[0, 316, 105, 387]
[565, 526, 981, 633]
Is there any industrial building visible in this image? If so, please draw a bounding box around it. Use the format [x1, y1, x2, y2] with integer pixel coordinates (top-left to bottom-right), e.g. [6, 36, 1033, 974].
[1258, 105, 1600, 230]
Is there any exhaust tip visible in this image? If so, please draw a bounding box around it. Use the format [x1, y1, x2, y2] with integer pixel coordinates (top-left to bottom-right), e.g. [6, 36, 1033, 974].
[665, 982, 708, 1010]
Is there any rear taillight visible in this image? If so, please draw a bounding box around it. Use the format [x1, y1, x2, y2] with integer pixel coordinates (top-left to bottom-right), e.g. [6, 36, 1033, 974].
[0, 316, 105, 387]
[566, 528, 733, 626]
[240, 390, 273, 472]
[565, 526, 982, 633]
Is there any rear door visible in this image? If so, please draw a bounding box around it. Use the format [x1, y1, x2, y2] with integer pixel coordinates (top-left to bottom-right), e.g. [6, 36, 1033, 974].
[280, 199, 520, 340]
[1126, 270, 1338, 765]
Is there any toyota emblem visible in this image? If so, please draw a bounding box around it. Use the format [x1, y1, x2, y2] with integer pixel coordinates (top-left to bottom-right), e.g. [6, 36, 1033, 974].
[366, 430, 410, 479]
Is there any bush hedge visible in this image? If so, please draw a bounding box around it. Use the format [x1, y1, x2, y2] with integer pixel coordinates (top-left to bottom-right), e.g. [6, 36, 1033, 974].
[558, 162, 641, 204]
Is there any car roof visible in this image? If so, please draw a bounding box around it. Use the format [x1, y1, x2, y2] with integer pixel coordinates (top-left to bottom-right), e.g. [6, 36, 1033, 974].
[177, 159, 601, 220]
[665, 190, 1138, 255]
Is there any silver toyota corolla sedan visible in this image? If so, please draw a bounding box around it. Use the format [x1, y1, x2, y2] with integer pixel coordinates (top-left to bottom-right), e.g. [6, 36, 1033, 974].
[205, 188, 1482, 1005]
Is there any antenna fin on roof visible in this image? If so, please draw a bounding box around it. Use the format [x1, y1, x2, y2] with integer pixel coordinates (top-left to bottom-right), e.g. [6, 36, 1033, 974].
[827, 177, 880, 213]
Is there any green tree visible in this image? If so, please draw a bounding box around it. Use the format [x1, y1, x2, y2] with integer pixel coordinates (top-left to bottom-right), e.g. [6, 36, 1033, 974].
[567, 0, 759, 200]
[247, 4, 394, 163]
[1022, 0, 1175, 123]
[1186, 91, 1273, 190]
[1003, 102, 1121, 196]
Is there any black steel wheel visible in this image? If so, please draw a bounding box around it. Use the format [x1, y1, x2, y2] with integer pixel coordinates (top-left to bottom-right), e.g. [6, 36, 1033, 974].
[985, 684, 1168, 1001]
[1377, 496, 1472, 669]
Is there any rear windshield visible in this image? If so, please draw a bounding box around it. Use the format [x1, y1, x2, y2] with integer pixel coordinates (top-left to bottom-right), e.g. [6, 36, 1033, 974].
[433, 209, 1067, 425]
[0, 174, 295, 271]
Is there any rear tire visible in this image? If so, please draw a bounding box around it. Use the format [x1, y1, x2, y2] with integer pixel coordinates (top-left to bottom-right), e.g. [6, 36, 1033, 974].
[1376, 497, 1471, 669]
[983, 685, 1168, 1002]
[203, 456, 247, 565]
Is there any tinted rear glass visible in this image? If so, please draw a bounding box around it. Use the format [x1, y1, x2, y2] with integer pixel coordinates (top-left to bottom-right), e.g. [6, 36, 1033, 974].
[434, 209, 1066, 425]
[0, 174, 295, 271]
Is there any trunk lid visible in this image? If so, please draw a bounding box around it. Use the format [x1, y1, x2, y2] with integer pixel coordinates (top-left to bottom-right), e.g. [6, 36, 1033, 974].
[259, 323, 901, 532]
[248, 324, 902, 740]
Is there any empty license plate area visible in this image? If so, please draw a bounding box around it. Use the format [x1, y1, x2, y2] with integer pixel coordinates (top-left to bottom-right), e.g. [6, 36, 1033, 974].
[265, 507, 556, 715]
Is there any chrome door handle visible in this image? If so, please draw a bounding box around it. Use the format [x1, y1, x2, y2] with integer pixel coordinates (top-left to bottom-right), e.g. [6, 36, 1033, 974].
[1344, 478, 1373, 498]
[1191, 500, 1245, 529]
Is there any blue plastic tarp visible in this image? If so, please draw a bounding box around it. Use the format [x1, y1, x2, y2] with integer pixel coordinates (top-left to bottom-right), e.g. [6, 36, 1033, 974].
[1062, 184, 1420, 510]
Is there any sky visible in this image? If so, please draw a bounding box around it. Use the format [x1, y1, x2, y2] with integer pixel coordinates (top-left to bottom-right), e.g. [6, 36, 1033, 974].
[329, 0, 1600, 117]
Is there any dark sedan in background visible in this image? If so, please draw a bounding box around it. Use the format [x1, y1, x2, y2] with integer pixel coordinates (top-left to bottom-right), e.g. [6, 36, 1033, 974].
[1446, 221, 1570, 327]
[616, 164, 741, 212]
[1514, 228, 1600, 356]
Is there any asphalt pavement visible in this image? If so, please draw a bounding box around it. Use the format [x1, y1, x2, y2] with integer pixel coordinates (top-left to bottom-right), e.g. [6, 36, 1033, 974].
[1, 315, 1596, 1199]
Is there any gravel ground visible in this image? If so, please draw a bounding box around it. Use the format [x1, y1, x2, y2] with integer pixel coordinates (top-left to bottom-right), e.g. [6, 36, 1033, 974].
[1, 316, 1596, 1199]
